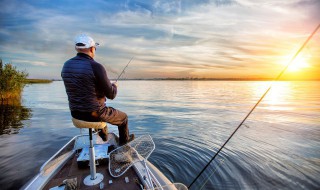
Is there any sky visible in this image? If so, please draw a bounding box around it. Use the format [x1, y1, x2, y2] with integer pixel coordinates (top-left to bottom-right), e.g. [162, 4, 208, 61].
[0, 0, 319, 80]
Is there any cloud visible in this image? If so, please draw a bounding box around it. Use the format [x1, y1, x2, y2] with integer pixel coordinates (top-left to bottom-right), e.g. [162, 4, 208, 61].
[12, 59, 48, 66]
[0, 0, 319, 79]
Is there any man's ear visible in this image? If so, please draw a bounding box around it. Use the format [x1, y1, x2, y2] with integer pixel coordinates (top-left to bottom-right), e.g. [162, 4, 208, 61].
[90, 47, 94, 53]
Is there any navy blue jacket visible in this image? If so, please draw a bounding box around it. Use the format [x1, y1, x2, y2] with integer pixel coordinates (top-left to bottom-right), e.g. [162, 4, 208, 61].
[61, 53, 117, 120]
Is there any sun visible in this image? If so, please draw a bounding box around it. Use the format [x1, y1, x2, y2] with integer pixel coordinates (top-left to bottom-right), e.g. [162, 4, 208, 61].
[287, 56, 310, 72]
[279, 54, 310, 72]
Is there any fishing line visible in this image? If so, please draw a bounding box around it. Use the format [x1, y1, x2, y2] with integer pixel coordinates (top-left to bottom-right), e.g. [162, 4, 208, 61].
[188, 23, 320, 189]
[116, 56, 134, 82]
[198, 158, 225, 190]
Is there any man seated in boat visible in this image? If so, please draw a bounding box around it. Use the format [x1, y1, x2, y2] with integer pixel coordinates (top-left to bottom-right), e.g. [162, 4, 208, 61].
[61, 34, 134, 146]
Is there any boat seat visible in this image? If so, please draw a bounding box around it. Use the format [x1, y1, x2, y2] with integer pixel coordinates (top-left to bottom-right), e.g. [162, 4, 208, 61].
[71, 117, 105, 186]
[72, 117, 106, 130]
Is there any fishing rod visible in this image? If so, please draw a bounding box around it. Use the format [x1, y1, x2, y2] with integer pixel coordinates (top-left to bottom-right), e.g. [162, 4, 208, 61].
[116, 57, 134, 82]
[188, 23, 320, 189]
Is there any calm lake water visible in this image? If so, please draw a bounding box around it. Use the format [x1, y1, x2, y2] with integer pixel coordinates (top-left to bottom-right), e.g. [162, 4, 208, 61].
[0, 81, 319, 190]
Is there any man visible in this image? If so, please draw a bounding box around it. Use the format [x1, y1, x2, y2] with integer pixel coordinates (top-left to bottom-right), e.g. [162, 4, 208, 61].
[61, 34, 134, 145]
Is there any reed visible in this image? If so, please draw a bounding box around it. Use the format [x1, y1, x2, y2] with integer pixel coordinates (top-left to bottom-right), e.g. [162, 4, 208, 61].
[0, 59, 28, 104]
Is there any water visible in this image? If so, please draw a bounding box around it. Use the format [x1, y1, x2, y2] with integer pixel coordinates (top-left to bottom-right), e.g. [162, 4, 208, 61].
[0, 81, 319, 190]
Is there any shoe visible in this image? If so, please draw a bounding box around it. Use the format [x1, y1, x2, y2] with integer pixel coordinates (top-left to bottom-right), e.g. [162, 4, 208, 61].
[119, 134, 135, 146]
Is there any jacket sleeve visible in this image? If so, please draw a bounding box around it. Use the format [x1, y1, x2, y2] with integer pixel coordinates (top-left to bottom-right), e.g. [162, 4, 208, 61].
[91, 61, 117, 100]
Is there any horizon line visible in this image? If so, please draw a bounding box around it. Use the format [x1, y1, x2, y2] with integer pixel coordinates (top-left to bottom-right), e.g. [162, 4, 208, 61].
[31, 77, 320, 81]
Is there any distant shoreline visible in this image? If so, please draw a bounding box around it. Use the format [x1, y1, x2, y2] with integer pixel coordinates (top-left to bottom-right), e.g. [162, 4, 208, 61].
[120, 78, 320, 81]
[26, 79, 53, 83]
[49, 78, 320, 81]
[47, 78, 320, 83]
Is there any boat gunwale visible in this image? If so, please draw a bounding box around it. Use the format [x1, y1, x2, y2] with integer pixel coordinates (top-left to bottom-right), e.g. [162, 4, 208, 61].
[23, 135, 79, 190]
[40, 135, 79, 172]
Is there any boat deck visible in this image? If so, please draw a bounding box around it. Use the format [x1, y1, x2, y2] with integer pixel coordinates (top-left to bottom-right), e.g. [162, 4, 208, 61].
[43, 153, 142, 190]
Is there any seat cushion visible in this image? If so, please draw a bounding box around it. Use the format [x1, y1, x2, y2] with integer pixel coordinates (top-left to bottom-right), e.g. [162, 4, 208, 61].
[72, 117, 106, 129]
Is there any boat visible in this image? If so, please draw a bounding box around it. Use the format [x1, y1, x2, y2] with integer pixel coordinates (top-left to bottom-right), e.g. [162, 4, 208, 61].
[21, 130, 188, 190]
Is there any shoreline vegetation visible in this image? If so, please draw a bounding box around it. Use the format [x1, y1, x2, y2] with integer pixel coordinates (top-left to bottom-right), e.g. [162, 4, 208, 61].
[0, 59, 52, 104]
[0, 59, 37, 134]
[0, 59, 28, 104]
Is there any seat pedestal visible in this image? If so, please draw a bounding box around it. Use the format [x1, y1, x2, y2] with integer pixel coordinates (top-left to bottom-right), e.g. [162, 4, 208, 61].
[83, 128, 103, 186]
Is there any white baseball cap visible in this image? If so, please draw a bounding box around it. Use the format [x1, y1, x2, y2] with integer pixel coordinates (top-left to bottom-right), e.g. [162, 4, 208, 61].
[74, 34, 99, 49]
